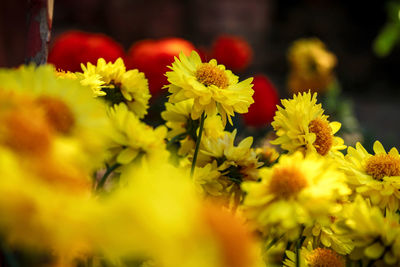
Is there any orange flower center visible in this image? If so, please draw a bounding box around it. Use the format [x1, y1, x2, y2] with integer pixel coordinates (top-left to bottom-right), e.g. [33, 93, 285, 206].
[36, 96, 75, 134]
[365, 153, 400, 180]
[196, 63, 229, 88]
[307, 248, 345, 267]
[308, 118, 333, 156]
[269, 166, 307, 198]
[3, 107, 52, 155]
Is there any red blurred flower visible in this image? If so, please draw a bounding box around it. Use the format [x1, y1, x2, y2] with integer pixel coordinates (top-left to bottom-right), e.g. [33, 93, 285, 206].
[125, 38, 195, 96]
[211, 35, 252, 73]
[48, 31, 124, 72]
[242, 75, 279, 127]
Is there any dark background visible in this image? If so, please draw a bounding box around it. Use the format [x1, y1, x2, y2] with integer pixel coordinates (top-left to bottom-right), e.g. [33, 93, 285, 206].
[1, 0, 399, 147]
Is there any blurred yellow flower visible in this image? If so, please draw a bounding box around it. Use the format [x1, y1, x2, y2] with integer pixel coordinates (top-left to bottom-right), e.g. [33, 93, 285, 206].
[342, 141, 400, 211]
[287, 38, 337, 94]
[271, 91, 346, 157]
[303, 222, 354, 255]
[336, 195, 400, 265]
[164, 51, 254, 126]
[198, 202, 265, 267]
[0, 65, 111, 171]
[79, 58, 151, 118]
[242, 152, 350, 241]
[107, 103, 169, 167]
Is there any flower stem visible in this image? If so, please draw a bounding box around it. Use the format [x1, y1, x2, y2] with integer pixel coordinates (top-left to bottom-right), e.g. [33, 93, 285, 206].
[97, 163, 121, 190]
[296, 236, 305, 267]
[190, 112, 205, 177]
[167, 132, 188, 147]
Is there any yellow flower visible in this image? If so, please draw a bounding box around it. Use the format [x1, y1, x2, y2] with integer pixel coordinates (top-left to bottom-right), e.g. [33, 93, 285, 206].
[287, 38, 337, 94]
[55, 69, 78, 79]
[198, 202, 265, 267]
[79, 58, 151, 118]
[161, 99, 225, 156]
[0, 65, 111, 171]
[107, 103, 169, 167]
[255, 135, 280, 166]
[0, 149, 205, 266]
[0, 146, 95, 263]
[271, 91, 346, 157]
[164, 51, 254, 126]
[241, 152, 350, 241]
[336, 195, 400, 265]
[303, 222, 354, 255]
[284, 242, 345, 267]
[342, 141, 400, 211]
[194, 130, 263, 207]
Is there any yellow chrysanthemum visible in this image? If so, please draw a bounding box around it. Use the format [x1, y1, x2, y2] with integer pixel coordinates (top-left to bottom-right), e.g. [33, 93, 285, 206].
[55, 69, 79, 80]
[79, 58, 151, 118]
[107, 103, 168, 167]
[198, 202, 265, 267]
[303, 222, 354, 255]
[194, 130, 263, 206]
[342, 141, 400, 211]
[164, 51, 254, 126]
[336, 195, 400, 265]
[287, 38, 337, 94]
[241, 152, 350, 241]
[284, 241, 345, 267]
[271, 91, 346, 157]
[0, 147, 95, 263]
[161, 99, 225, 156]
[255, 135, 280, 166]
[0, 148, 207, 266]
[0, 65, 111, 171]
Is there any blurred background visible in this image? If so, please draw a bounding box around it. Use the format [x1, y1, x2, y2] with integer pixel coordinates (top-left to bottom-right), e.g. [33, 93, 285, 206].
[1, 0, 400, 148]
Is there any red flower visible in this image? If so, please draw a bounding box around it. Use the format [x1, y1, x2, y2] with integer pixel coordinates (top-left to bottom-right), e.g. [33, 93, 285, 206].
[48, 31, 124, 72]
[242, 75, 279, 127]
[125, 38, 195, 96]
[211, 35, 252, 73]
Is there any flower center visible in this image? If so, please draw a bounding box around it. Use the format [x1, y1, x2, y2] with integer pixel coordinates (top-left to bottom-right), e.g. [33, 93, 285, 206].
[196, 63, 229, 88]
[3, 107, 52, 155]
[308, 118, 333, 156]
[269, 166, 307, 198]
[365, 153, 400, 180]
[101, 83, 126, 105]
[307, 248, 345, 267]
[36, 96, 75, 134]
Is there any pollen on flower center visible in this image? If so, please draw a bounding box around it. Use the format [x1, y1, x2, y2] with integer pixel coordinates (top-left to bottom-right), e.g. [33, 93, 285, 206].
[269, 166, 307, 198]
[365, 153, 400, 180]
[196, 63, 229, 89]
[307, 248, 345, 267]
[308, 118, 333, 156]
[36, 96, 75, 134]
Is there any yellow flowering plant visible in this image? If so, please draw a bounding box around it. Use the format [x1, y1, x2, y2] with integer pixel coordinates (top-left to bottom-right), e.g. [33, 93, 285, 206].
[0, 36, 399, 267]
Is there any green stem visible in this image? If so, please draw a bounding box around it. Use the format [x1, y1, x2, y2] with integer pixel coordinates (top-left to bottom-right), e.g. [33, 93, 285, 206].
[167, 132, 188, 146]
[97, 163, 121, 190]
[296, 236, 305, 267]
[190, 112, 205, 177]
